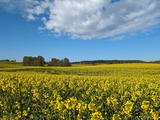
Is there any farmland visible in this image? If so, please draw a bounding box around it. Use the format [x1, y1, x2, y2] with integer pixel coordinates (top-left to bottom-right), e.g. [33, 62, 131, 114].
[0, 63, 160, 119]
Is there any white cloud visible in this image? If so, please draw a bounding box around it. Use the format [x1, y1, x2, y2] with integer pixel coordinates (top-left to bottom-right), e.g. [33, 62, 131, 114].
[111, 36, 124, 41]
[27, 14, 36, 21]
[38, 26, 45, 31]
[0, 0, 160, 40]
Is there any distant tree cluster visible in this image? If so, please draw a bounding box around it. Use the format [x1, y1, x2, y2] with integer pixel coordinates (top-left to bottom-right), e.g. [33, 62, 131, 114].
[0, 59, 16, 62]
[152, 60, 160, 63]
[23, 56, 71, 66]
[72, 60, 146, 65]
[23, 56, 45, 66]
[48, 58, 71, 66]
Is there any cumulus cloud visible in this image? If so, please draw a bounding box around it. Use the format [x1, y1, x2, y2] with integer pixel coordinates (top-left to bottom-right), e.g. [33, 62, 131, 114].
[0, 0, 160, 40]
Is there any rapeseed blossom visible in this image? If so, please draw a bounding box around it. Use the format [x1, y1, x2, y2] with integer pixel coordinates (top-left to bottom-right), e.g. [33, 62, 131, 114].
[0, 64, 159, 119]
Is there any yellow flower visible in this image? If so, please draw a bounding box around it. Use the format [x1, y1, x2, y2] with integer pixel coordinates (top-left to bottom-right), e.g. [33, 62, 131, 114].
[81, 94, 85, 98]
[42, 109, 47, 114]
[131, 94, 137, 101]
[135, 91, 142, 97]
[15, 102, 20, 109]
[88, 103, 97, 111]
[150, 109, 159, 120]
[43, 93, 49, 98]
[14, 115, 21, 120]
[123, 101, 134, 116]
[76, 101, 87, 111]
[141, 100, 150, 110]
[15, 110, 21, 117]
[27, 107, 30, 112]
[0, 101, 3, 107]
[91, 111, 104, 120]
[112, 114, 122, 120]
[56, 95, 62, 102]
[2, 115, 9, 120]
[22, 110, 28, 117]
[106, 97, 119, 107]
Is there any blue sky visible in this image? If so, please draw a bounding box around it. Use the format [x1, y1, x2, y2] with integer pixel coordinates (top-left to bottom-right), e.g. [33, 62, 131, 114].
[0, 0, 160, 62]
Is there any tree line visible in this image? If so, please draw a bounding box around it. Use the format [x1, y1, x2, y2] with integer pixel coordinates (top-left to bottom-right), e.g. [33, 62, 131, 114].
[71, 60, 147, 65]
[1, 58, 160, 65]
[48, 58, 71, 66]
[23, 56, 71, 66]
[0, 59, 16, 62]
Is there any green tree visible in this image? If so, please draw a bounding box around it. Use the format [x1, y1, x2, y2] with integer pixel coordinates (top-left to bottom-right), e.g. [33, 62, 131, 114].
[23, 56, 45, 66]
[34, 56, 45, 66]
[63, 58, 71, 66]
[23, 56, 34, 66]
[48, 57, 71, 66]
[48, 58, 59, 66]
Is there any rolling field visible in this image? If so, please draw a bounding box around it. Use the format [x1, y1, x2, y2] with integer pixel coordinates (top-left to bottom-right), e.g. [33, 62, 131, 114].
[0, 63, 160, 119]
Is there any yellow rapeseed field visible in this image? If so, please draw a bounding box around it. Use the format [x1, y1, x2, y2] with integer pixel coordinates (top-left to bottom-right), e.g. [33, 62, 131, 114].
[0, 63, 160, 119]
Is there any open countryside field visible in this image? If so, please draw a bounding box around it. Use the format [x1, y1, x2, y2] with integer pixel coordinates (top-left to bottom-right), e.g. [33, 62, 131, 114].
[0, 63, 160, 120]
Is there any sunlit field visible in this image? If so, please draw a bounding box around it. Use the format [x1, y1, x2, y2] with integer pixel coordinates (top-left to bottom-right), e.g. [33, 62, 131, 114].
[0, 63, 160, 119]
